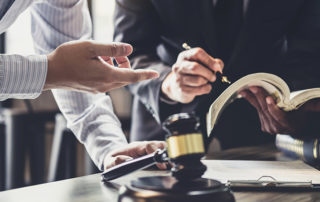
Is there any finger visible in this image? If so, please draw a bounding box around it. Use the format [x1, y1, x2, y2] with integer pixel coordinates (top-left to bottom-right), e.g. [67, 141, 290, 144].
[145, 141, 166, 154]
[215, 58, 225, 72]
[89, 41, 133, 57]
[239, 90, 261, 111]
[146, 143, 159, 154]
[130, 141, 166, 157]
[117, 141, 166, 159]
[114, 155, 133, 165]
[105, 155, 133, 170]
[180, 83, 212, 96]
[300, 98, 320, 112]
[146, 141, 166, 170]
[156, 163, 167, 170]
[266, 96, 287, 122]
[250, 87, 282, 134]
[113, 68, 159, 83]
[179, 74, 208, 87]
[249, 87, 269, 112]
[240, 90, 268, 132]
[99, 56, 114, 66]
[114, 56, 131, 68]
[266, 96, 291, 134]
[179, 48, 223, 73]
[250, 86, 282, 132]
[174, 61, 216, 82]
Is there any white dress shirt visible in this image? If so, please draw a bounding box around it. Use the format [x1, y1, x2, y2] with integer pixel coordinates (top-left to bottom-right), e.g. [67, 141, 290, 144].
[0, 0, 127, 170]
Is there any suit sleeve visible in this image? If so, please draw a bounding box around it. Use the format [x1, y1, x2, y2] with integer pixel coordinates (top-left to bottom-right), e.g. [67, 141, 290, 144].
[114, 0, 174, 123]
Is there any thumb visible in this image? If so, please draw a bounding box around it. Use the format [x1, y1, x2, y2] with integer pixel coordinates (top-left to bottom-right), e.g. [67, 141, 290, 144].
[114, 69, 159, 83]
[145, 141, 166, 154]
[89, 42, 133, 57]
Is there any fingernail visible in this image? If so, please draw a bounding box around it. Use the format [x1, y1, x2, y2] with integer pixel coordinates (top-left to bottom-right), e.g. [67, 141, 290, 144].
[250, 87, 258, 94]
[211, 75, 216, 82]
[150, 144, 158, 151]
[213, 63, 221, 70]
[239, 91, 246, 98]
[157, 163, 166, 170]
[152, 71, 160, 78]
[266, 97, 273, 105]
[124, 44, 133, 54]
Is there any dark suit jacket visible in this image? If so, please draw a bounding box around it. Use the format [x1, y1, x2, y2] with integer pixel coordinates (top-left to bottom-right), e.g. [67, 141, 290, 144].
[114, 0, 320, 148]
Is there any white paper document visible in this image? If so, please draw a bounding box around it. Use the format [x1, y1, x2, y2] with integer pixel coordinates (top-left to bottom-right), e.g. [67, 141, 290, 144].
[202, 160, 320, 184]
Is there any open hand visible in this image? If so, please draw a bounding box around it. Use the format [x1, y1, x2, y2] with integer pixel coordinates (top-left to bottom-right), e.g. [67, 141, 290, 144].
[45, 40, 159, 93]
[239, 86, 320, 136]
[161, 48, 223, 103]
[104, 141, 167, 170]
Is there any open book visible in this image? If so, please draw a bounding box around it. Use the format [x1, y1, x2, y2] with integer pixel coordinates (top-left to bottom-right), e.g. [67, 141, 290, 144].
[206, 73, 320, 136]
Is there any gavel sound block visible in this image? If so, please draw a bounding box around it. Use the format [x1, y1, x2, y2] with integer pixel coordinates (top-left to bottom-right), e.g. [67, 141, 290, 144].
[102, 113, 235, 202]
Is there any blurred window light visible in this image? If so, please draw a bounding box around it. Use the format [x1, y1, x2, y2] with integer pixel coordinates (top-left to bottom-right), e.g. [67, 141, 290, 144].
[5, 1, 116, 53]
[91, 1, 132, 119]
[92, 0, 115, 42]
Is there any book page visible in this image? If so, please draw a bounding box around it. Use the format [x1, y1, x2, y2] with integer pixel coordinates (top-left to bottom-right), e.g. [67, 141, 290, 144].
[202, 160, 320, 184]
[206, 73, 291, 135]
[289, 88, 320, 110]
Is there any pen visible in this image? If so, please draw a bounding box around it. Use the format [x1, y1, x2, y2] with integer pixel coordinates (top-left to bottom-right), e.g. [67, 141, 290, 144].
[182, 43, 231, 85]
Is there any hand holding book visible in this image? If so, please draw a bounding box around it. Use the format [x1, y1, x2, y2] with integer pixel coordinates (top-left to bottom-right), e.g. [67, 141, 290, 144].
[239, 87, 320, 138]
[206, 73, 320, 139]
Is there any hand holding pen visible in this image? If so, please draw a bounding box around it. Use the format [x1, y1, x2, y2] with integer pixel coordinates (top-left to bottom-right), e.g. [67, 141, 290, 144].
[182, 43, 231, 84]
[161, 40, 228, 104]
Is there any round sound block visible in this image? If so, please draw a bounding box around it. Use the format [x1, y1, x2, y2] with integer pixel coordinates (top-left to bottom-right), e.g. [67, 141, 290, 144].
[118, 176, 235, 202]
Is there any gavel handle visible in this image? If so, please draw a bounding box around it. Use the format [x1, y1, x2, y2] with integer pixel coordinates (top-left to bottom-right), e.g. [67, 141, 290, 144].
[102, 152, 157, 181]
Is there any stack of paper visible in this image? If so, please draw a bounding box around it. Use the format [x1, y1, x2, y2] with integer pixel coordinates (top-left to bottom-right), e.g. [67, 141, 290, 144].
[202, 160, 320, 184]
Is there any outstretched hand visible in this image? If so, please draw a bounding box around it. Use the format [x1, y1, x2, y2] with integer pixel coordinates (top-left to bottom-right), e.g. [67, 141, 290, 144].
[104, 141, 167, 170]
[45, 40, 159, 93]
[239, 86, 320, 136]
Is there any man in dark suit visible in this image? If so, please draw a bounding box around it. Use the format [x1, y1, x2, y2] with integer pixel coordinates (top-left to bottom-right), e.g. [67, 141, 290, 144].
[114, 0, 320, 149]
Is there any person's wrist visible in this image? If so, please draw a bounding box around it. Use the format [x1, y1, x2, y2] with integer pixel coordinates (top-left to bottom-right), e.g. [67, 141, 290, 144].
[161, 72, 176, 102]
[45, 53, 65, 90]
[160, 91, 179, 105]
[44, 54, 55, 90]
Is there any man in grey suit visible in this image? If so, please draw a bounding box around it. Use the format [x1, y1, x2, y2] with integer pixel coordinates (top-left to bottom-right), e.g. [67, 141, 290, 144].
[114, 0, 320, 149]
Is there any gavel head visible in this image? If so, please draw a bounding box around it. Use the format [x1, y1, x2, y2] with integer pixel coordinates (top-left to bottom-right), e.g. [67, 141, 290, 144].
[163, 113, 207, 181]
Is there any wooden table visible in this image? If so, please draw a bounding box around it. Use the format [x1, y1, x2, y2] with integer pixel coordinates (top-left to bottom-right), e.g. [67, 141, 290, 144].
[0, 144, 319, 202]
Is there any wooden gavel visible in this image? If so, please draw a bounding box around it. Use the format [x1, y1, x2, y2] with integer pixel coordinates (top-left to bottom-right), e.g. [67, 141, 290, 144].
[102, 113, 207, 182]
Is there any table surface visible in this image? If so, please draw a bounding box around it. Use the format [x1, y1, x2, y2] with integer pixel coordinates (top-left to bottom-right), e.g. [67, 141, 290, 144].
[1, 144, 319, 202]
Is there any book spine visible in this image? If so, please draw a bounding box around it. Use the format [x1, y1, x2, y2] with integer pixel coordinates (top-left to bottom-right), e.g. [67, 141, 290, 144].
[275, 134, 319, 164]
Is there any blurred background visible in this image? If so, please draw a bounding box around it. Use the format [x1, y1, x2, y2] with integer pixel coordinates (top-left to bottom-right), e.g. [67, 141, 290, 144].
[0, 0, 132, 191]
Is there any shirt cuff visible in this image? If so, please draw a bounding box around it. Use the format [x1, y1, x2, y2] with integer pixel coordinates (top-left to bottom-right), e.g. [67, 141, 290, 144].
[0, 54, 47, 100]
[159, 91, 179, 105]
